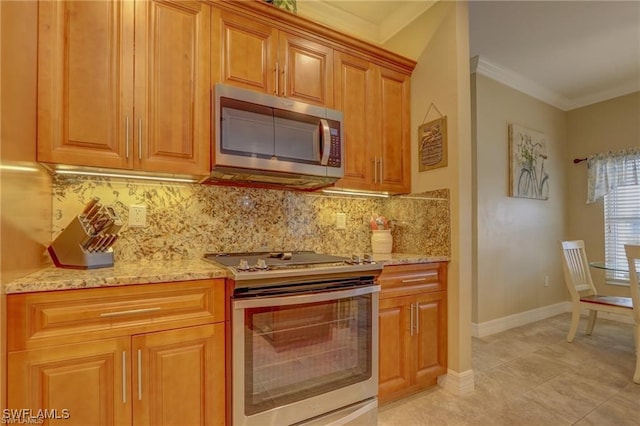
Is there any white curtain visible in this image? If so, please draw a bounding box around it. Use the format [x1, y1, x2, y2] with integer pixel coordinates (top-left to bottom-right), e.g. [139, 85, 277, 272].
[587, 147, 640, 203]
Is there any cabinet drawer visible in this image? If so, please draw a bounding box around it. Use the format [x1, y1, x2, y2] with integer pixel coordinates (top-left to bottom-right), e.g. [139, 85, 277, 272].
[7, 279, 225, 351]
[379, 262, 447, 298]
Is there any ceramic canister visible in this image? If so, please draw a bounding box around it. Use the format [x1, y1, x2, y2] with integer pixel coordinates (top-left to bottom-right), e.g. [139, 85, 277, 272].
[371, 229, 392, 254]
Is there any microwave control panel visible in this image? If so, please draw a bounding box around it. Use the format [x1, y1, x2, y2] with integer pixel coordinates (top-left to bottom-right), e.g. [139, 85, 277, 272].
[328, 127, 342, 168]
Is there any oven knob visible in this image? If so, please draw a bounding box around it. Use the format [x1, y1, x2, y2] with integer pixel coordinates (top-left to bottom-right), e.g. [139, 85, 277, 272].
[363, 253, 373, 263]
[255, 259, 268, 270]
[351, 254, 362, 264]
[237, 259, 250, 271]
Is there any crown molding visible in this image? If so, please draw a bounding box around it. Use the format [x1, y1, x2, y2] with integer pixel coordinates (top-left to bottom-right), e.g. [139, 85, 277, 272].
[297, 1, 380, 44]
[378, 1, 437, 44]
[298, 1, 437, 45]
[471, 56, 639, 111]
[470, 56, 570, 110]
[568, 80, 640, 110]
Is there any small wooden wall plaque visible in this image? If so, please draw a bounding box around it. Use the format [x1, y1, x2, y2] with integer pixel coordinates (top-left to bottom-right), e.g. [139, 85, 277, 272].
[419, 116, 448, 172]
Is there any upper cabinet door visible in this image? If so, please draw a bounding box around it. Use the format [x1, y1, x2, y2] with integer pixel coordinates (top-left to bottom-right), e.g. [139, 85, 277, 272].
[135, 0, 211, 175]
[212, 8, 278, 95]
[278, 32, 333, 107]
[37, 0, 134, 169]
[378, 66, 411, 193]
[334, 51, 375, 190]
[211, 7, 333, 107]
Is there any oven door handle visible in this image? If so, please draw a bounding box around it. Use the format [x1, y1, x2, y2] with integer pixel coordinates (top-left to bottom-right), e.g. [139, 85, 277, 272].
[234, 285, 380, 309]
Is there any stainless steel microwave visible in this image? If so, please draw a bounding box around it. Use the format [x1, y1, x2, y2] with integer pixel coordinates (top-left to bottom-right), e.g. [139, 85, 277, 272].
[205, 84, 344, 191]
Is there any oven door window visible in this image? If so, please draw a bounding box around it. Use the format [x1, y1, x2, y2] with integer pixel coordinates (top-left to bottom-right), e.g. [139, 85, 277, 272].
[243, 293, 372, 416]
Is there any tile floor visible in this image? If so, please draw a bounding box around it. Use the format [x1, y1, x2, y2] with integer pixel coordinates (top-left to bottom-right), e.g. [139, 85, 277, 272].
[378, 313, 640, 425]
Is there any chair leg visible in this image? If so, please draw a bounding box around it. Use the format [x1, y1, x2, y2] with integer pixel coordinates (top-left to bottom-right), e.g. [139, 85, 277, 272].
[634, 325, 640, 384]
[586, 310, 597, 335]
[567, 308, 581, 342]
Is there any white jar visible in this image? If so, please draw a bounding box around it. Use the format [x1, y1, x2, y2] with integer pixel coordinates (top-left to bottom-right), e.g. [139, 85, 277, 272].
[371, 229, 392, 254]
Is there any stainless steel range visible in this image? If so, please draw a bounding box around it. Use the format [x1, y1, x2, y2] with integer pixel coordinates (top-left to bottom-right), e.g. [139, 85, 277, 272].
[204, 251, 382, 426]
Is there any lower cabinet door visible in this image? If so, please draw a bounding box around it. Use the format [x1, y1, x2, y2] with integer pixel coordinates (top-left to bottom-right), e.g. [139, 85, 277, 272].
[8, 337, 131, 426]
[414, 291, 447, 386]
[132, 323, 225, 426]
[377, 295, 412, 403]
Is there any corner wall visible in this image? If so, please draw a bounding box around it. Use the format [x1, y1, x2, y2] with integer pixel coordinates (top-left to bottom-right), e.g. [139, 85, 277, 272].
[386, 1, 474, 391]
[472, 74, 568, 327]
[566, 92, 640, 296]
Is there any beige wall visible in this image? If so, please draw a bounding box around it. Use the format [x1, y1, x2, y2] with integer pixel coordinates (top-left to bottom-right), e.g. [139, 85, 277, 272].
[472, 74, 569, 324]
[387, 1, 474, 382]
[566, 92, 640, 296]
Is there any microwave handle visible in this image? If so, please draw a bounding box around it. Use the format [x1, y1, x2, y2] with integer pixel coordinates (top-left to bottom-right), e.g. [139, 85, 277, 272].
[319, 119, 331, 166]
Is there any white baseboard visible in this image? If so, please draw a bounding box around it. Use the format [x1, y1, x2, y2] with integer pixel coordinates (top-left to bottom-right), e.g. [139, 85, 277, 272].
[472, 302, 568, 338]
[472, 301, 634, 338]
[437, 369, 475, 395]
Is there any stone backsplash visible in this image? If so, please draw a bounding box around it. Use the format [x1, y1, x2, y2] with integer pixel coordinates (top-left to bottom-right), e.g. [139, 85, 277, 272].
[51, 176, 450, 262]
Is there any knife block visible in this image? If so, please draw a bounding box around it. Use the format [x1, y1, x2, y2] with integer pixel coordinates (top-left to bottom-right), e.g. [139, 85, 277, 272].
[48, 216, 114, 269]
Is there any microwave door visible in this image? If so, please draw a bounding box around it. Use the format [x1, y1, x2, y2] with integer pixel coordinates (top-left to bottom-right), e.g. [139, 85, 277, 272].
[273, 110, 320, 164]
[220, 98, 275, 158]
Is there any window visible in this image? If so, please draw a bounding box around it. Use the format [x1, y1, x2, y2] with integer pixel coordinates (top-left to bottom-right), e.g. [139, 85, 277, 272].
[604, 184, 640, 283]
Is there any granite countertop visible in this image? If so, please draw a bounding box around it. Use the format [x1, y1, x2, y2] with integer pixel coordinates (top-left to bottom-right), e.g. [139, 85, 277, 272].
[3, 259, 228, 294]
[3, 254, 449, 295]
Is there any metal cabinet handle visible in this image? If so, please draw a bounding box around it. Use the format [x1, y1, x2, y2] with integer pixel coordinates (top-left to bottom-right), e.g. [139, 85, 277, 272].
[402, 278, 427, 283]
[125, 116, 130, 159]
[409, 304, 414, 336]
[414, 302, 420, 334]
[137, 349, 142, 400]
[138, 119, 142, 160]
[122, 351, 127, 403]
[274, 63, 279, 95]
[282, 64, 287, 97]
[100, 307, 161, 318]
[373, 158, 378, 183]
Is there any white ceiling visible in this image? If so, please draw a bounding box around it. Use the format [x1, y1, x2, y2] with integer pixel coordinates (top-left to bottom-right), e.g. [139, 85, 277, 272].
[297, 0, 640, 111]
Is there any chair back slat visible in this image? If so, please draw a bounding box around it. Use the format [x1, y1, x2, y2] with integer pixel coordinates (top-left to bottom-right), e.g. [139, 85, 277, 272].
[624, 244, 640, 323]
[561, 240, 597, 298]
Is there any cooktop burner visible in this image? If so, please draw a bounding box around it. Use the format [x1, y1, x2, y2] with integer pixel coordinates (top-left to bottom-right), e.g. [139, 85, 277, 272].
[203, 251, 381, 281]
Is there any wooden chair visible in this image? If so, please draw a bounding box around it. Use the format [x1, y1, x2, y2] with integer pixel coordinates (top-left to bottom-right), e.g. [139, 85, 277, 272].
[560, 240, 632, 343]
[624, 244, 640, 384]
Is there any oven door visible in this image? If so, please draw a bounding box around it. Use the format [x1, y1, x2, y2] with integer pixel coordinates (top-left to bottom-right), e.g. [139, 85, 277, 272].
[232, 281, 379, 426]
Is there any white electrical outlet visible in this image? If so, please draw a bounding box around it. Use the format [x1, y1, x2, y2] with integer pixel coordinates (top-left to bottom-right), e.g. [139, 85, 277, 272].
[336, 212, 346, 230]
[129, 205, 147, 227]
[544, 275, 549, 287]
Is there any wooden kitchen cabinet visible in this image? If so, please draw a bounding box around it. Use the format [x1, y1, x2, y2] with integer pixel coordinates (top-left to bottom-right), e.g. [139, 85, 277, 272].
[211, 6, 333, 107]
[7, 279, 226, 426]
[378, 262, 448, 404]
[334, 51, 411, 194]
[8, 337, 131, 425]
[37, 0, 211, 176]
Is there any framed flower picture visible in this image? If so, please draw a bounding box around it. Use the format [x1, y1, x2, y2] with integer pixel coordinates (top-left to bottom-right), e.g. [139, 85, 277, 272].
[509, 124, 549, 200]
